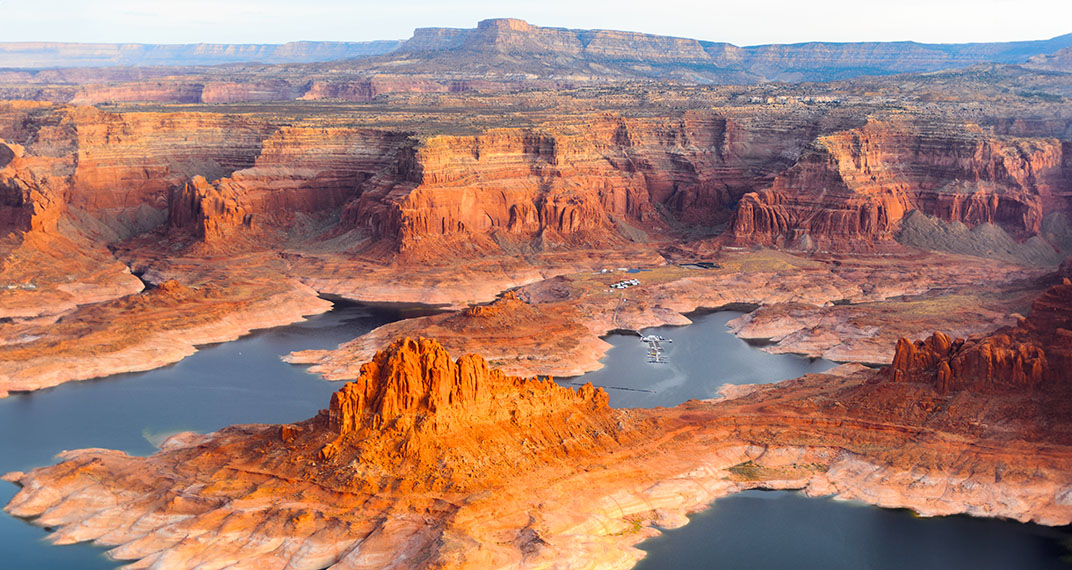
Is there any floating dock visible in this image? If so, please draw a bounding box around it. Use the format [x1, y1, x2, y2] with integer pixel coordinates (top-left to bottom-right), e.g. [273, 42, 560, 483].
[640, 334, 672, 364]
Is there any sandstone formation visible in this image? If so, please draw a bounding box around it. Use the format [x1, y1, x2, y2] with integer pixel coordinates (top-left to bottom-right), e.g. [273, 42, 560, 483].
[7, 328, 1072, 568]
[887, 279, 1072, 393]
[729, 118, 1072, 250]
[314, 337, 618, 491]
[0, 17, 1070, 569]
[0, 65, 1070, 394]
[337, 112, 805, 260]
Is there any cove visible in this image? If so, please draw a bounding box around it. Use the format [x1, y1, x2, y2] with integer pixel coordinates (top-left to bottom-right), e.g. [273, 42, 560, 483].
[574, 311, 838, 409]
[579, 311, 1071, 569]
[1, 307, 1069, 569]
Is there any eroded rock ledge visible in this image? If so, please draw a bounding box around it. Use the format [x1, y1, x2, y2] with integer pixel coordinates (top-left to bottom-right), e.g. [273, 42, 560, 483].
[7, 290, 1072, 569]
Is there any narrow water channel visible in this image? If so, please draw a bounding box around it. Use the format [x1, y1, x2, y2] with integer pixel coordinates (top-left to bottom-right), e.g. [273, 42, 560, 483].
[571, 311, 837, 409]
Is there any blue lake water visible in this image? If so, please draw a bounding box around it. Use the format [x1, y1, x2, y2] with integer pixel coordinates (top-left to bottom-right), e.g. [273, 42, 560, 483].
[635, 490, 1071, 570]
[1, 307, 1068, 568]
[571, 311, 838, 408]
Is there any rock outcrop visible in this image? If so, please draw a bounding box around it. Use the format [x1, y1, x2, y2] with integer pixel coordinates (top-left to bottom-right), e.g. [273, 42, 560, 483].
[342, 112, 820, 259]
[887, 279, 1072, 392]
[166, 126, 413, 243]
[315, 337, 616, 490]
[326, 337, 612, 440]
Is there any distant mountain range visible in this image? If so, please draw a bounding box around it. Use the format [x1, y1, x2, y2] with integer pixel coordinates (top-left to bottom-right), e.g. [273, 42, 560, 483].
[0, 18, 1070, 90]
[0, 40, 402, 69]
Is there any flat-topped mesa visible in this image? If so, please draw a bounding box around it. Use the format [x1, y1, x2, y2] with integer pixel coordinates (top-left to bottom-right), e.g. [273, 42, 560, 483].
[886, 280, 1072, 393]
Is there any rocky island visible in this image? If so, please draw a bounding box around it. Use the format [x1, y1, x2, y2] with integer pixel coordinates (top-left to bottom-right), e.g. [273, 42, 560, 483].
[7, 278, 1072, 568]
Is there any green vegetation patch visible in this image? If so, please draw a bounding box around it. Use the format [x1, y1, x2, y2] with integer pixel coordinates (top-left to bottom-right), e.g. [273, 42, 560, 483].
[726, 460, 828, 482]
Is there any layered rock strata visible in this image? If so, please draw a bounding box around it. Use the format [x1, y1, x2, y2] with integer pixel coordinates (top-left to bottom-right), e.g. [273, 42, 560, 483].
[1, 96, 1066, 395]
[729, 119, 1072, 250]
[887, 279, 1072, 393]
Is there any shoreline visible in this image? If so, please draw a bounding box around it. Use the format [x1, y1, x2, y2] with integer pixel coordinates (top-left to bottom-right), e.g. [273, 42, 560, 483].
[6, 372, 1070, 569]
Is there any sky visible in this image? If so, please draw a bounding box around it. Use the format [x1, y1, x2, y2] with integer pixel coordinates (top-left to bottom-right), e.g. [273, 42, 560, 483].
[3, 0, 1071, 46]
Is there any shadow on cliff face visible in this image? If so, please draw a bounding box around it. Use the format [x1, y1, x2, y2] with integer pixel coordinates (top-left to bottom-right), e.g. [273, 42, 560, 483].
[896, 210, 1071, 266]
[0, 144, 14, 169]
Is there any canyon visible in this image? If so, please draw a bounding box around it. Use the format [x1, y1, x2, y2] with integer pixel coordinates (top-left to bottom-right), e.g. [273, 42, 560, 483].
[2, 65, 1070, 394]
[0, 16, 1071, 570]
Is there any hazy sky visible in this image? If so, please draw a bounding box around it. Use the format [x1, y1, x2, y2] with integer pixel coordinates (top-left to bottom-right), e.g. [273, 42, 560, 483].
[5, 0, 1071, 46]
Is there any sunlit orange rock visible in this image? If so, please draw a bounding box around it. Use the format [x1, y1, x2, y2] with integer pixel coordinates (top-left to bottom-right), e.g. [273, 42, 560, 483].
[7, 331, 1072, 568]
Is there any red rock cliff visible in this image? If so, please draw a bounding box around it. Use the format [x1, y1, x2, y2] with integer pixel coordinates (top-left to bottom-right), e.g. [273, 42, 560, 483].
[342, 111, 819, 259]
[167, 127, 413, 243]
[325, 336, 609, 436]
[731, 119, 1071, 249]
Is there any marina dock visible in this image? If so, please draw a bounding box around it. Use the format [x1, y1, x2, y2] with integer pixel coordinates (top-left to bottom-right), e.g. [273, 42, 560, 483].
[640, 334, 672, 364]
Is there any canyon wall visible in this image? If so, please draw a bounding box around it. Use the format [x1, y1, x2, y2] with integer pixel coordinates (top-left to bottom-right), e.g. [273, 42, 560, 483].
[0, 103, 416, 245]
[167, 126, 414, 243]
[341, 112, 829, 259]
[5, 102, 1068, 263]
[730, 119, 1072, 250]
